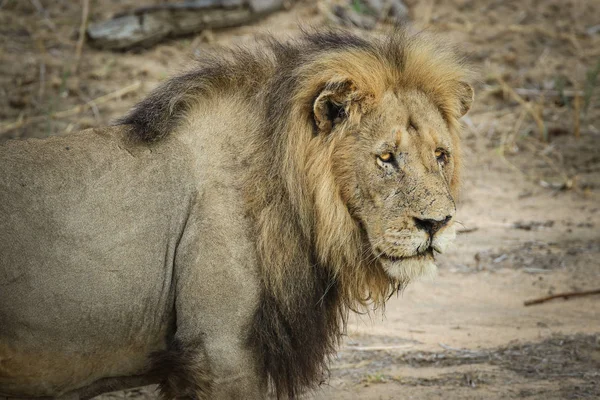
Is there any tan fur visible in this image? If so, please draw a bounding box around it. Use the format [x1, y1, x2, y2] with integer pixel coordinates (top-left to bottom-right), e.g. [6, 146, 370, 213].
[0, 29, 472, 399]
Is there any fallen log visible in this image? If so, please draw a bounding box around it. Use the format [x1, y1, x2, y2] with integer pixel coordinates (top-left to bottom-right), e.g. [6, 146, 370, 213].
[87, 0, 287, 50]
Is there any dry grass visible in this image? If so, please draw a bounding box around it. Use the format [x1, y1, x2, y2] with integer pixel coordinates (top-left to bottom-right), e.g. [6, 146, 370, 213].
[0, 81, 141, 136]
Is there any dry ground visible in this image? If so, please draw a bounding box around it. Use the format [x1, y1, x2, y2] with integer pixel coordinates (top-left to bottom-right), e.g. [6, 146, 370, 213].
[1, 0, 599, 399]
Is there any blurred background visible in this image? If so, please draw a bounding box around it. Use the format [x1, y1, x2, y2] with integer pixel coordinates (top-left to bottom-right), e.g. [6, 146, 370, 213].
[1, 0, 599, 398]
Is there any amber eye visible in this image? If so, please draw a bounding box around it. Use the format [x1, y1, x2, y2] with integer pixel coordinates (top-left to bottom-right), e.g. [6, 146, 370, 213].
[435, 148, 448, 163]
[378, 152, 393, 163]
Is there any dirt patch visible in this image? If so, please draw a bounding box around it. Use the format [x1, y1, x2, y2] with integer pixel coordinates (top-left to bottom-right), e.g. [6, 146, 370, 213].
[334, 334, 600, 376]
[99, 335, 600, 398]
[320, 335, 600, 399]
[473, 239, 600, 273]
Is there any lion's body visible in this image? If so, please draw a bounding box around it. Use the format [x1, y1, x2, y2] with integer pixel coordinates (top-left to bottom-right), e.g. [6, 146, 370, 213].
[0, 127, 186, 396]
[0, 29, 472, 399]
[1, 99, 265, 398]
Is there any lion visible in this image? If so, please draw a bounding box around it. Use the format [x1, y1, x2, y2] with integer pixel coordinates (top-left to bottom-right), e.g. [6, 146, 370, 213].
[0, 28, 472, 399]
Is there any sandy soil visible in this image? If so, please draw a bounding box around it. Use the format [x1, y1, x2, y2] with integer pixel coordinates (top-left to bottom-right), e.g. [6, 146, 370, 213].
[1, 0, 599, 398]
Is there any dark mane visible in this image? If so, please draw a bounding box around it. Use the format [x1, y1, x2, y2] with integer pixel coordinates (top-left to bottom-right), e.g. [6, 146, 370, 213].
[117, 30, 374, 142]
[116, 46, 273, 141]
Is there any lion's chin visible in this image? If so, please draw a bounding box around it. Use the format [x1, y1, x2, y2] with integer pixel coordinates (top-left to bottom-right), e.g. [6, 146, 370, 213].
[379, 250, 437, 282]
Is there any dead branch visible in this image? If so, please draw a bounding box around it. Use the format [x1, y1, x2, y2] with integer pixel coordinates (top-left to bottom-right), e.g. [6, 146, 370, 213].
[524, 289, 600, 306]
[496, 76, 547, 141]
[0, 81, 141, 136]
[73, 0, 90, 74]
[573, 93, 581, 139]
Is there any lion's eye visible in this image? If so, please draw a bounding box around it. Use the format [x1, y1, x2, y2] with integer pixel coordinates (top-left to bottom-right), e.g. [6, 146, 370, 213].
[378, 152, 394, 163]
[435, 148, 448, 163]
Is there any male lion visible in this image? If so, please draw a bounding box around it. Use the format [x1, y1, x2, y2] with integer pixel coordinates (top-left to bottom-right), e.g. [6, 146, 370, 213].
[0, 29, 472, 399]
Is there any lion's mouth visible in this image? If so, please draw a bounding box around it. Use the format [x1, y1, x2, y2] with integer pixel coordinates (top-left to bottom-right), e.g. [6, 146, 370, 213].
[379, 247, 434, 263]
[376, 246, 438, 281]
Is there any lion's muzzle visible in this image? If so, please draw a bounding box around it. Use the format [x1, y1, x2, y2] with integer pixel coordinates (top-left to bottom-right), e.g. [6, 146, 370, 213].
[375, 220, 456, 281]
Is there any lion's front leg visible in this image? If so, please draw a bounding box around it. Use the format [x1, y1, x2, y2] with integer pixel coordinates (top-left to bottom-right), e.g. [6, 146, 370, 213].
[156, 336, 266, 400]
[202, 335, 267, 399]
[166, 190, 266, 398]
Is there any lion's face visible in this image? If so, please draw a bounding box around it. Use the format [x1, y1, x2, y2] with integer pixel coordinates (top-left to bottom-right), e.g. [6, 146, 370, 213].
[315, 87, 467, 282]
[352, 90, 459, 280]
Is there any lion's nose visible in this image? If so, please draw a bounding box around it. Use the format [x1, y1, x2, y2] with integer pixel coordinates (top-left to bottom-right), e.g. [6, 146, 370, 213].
[414, 215, 452, 236]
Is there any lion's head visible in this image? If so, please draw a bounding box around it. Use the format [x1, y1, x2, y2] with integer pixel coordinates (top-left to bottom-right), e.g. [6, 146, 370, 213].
[310, 80, 471, 284]
[258, 31, 474, 305]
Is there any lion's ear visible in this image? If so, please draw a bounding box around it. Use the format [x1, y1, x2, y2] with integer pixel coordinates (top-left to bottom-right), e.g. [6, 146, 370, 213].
[313, 80, 359, 134]
[457, 82, 474, 117]
[313, 91, 347, 133]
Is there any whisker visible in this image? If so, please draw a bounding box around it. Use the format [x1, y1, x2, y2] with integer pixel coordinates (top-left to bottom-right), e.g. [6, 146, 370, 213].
[453, 220, 467, 229]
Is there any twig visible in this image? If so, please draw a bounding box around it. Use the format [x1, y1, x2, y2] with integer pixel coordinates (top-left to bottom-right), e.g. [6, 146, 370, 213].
[84, 96, 101, 122]
[0, 81, 141, 136]
[38, 62, 46, 100]
[507, 108, 526, 150]
[457, 227, 478, 234]
[524, 289, 600, 306]
[73, 0, 90, 74]
[30, 0, 56, 31]
[513, 88, 585, 97]
[574, 93, 581, 139]
[496, 76, 547, 141]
